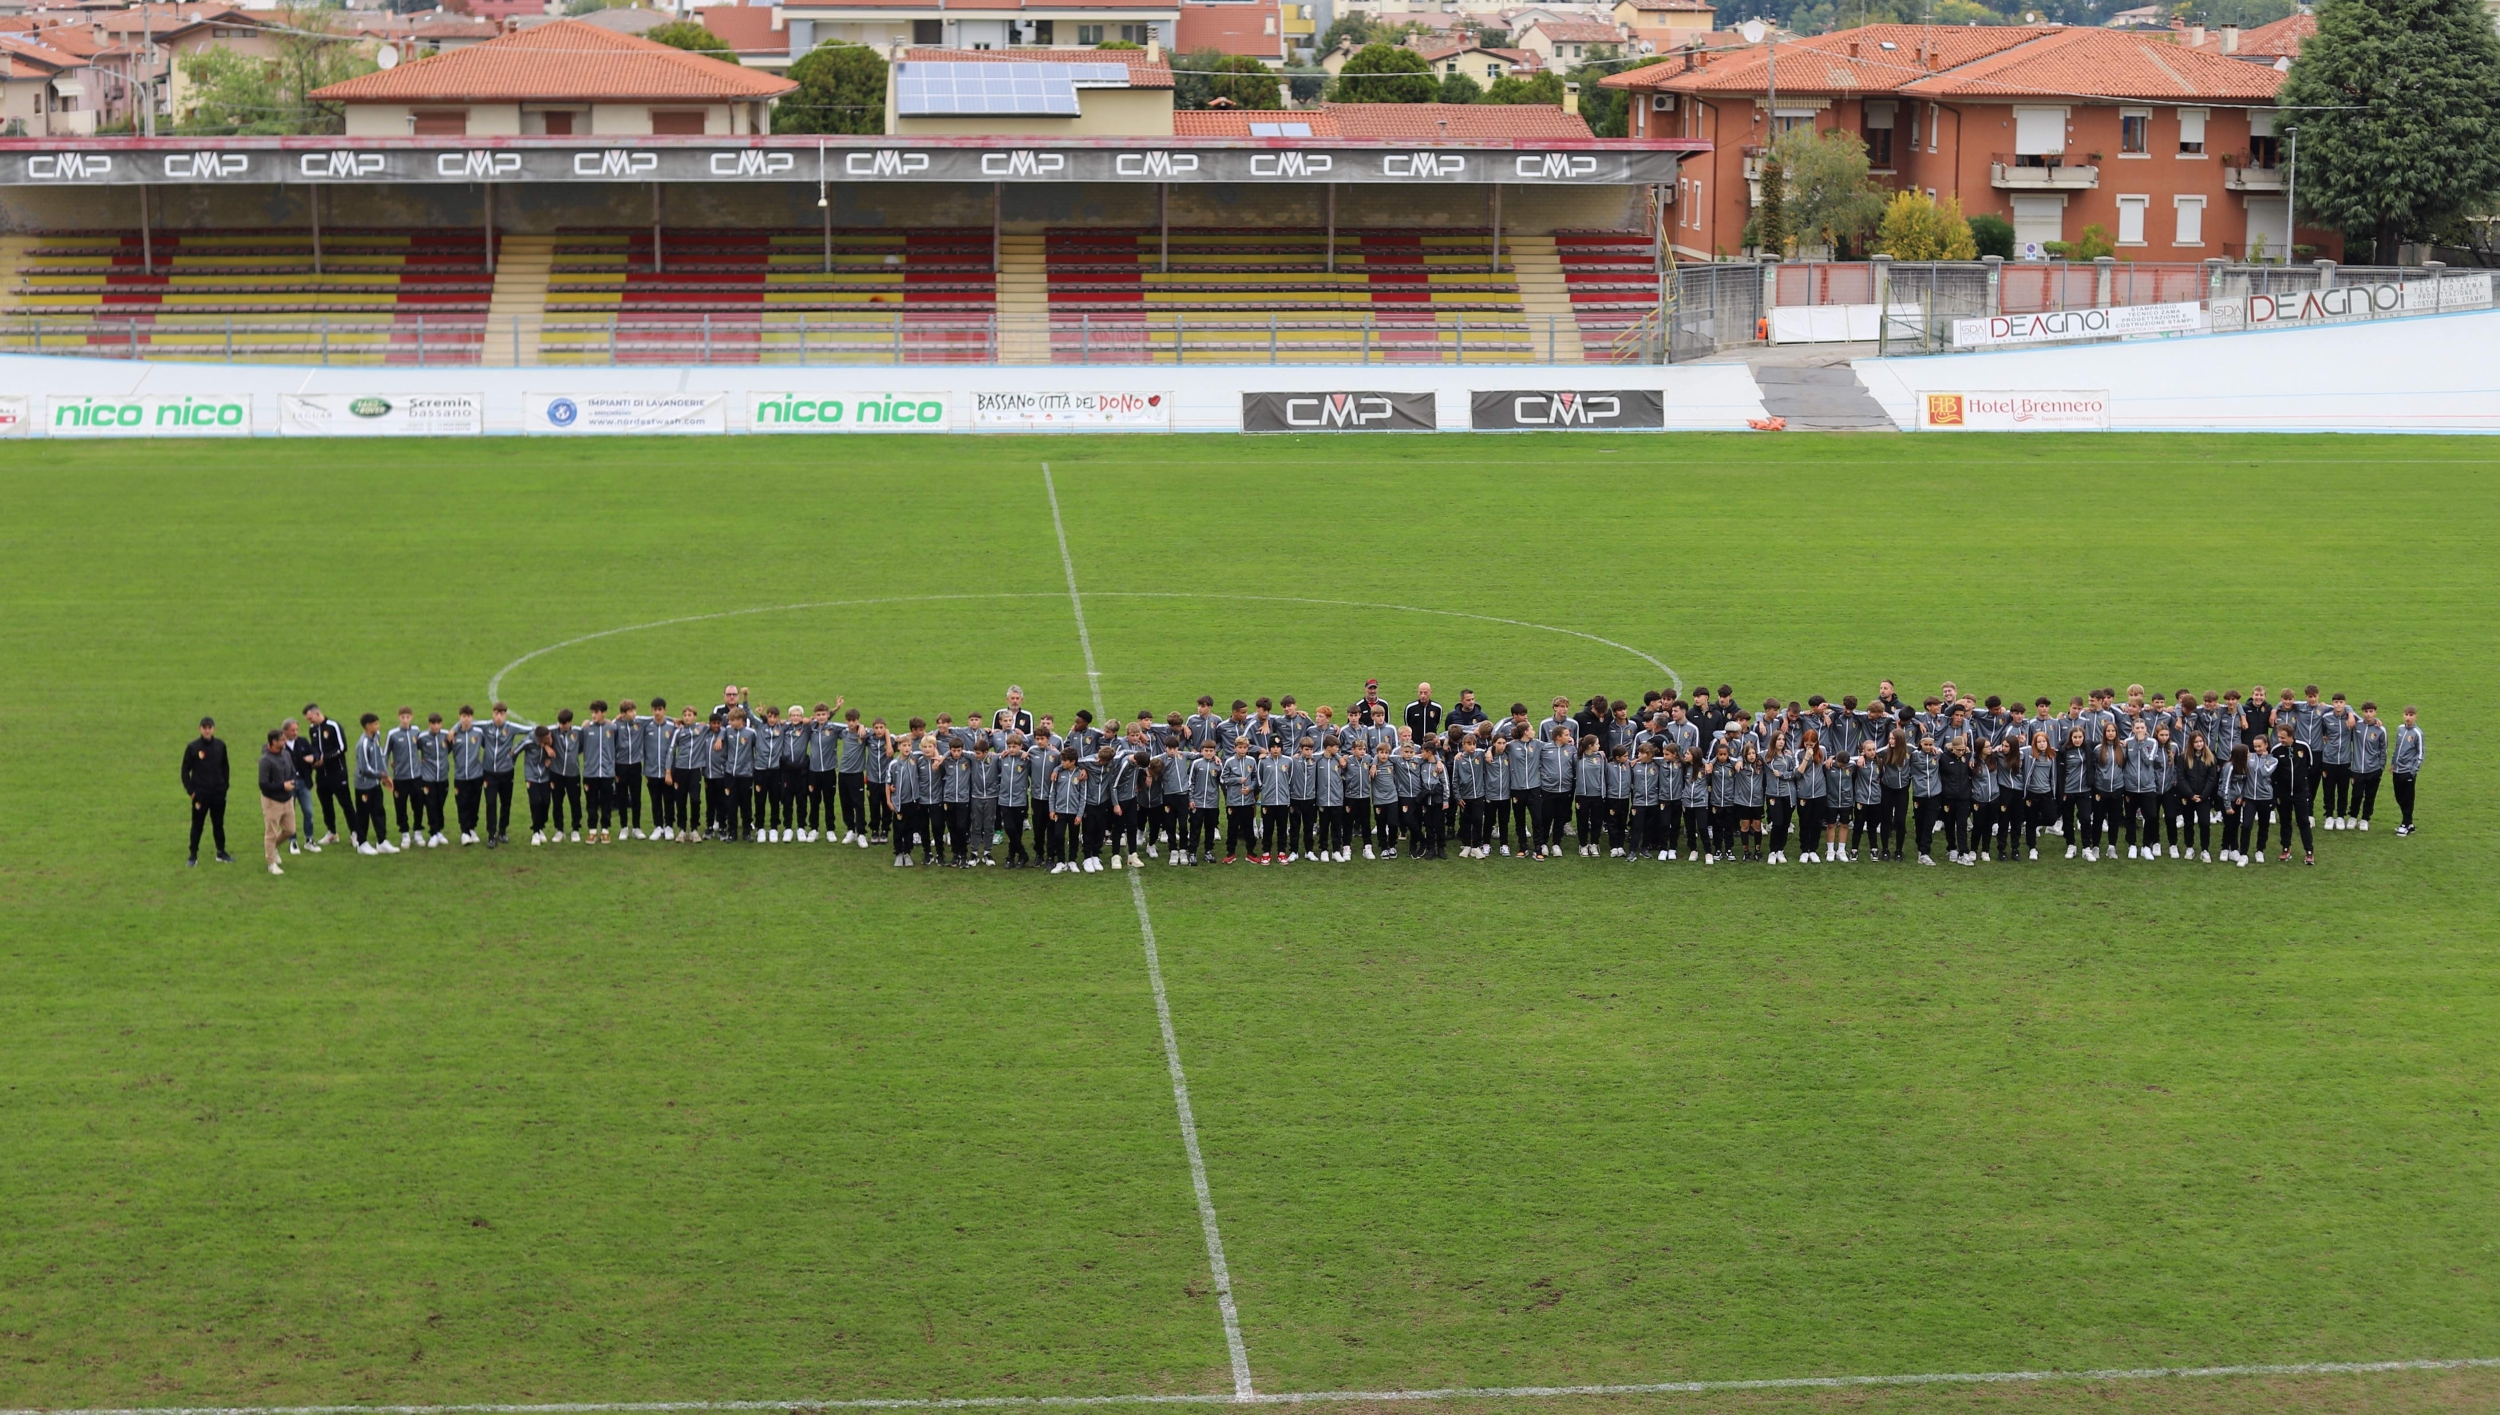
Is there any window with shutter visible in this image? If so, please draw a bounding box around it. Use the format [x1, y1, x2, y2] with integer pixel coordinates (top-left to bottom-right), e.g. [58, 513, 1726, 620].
[2013, 106, 2064, 156]
[2116, 195, 2147, 245]
[411, 109, 466, 135]
[651, 109, 706, 135]
[2177, 107, 2207, 155]
[2174, 195, 2205, 245]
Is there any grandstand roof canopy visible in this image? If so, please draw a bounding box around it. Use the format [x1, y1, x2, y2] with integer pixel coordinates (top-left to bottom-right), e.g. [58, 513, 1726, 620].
[0, 134, 1703, 186]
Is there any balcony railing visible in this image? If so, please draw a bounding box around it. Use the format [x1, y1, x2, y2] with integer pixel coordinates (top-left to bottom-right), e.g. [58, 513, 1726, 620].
[2221, 155, 2285, 192]
[1991, 155, 2099, 190]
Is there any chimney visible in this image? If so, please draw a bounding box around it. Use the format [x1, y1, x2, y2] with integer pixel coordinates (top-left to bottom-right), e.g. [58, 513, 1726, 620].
[2187, 22, 2205, 45]
[1145, 35, 1160, 60]
[1563, 79, 1579, 113]
[2220, 22, 2239, 52]
[1847, 39, 1858, 55]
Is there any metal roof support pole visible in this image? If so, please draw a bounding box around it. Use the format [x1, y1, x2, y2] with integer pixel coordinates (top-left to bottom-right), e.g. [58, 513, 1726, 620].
[483, 182, 495, 275]
[1489, 182, 1500, 273]
[992, 180, 1002, 273]
[652, 182, 664, 274]
[138, 184, 150, 276]
[1159, 182, 1169, 273]
[1325, 183, 1336, 274]
[311, 185, 321, 276]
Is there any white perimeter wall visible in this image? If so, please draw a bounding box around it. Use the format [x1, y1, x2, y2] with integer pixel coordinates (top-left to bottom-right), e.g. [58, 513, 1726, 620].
[0, 357, 1769, 436]
[1858, 307, 2500, 434]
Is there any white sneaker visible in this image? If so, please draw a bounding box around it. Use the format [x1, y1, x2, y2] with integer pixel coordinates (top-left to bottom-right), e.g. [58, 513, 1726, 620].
[1169, 851, 1183, 866]
[1703, 853, 1714, 865]
[2029, 848, 2039, 860]
[858, 835, 870, 848]
[1148, 843, 1161, 858]
[1918, 855, 1935, 866]
[357, 842, 376, 856]
[1363, 844, 1375, 859]
[2360, 819, 2370, 831]
[1128, 853, 1144, 868]
[894, 855, 909, 867]
[379, 840, 399, 854]
[288, 840, 300, 855]
[531, 832, 545, 846]
[2201, 850, 2212, 862]
[268, 862, 284, 875]
[2238, 854, 2249, 867]
[2126, 845, 2138, 859]
[1500, 845, 1512, 856]
[2083, 847, 2096, 861]
[2167, 845, 2179, 858]
[2065, 845, 2077, 859]
[1609, 847, 1624, 858]
[1667, 849, 1678, 860]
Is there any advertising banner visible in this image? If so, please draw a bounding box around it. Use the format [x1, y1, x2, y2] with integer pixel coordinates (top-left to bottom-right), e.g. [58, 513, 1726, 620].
[0, 141, 1688, 188]
[748, 391, 951, 432]
[524, 392, 725, 435]
[47, 393, 253, 437]
[1471, 389, 1664, 431]
[1918, 390, 2110, 431]
[280, 392, 483, 437]
[971, 390, 1170, 430]
[2222, 274, 2498, 330]
[1950, 302, 2201, 348]
[1242, 390, 1437, 432]
[0, 395, 27, 437]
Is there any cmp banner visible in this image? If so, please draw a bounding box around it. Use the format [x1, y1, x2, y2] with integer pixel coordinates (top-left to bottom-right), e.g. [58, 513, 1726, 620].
[525, 392, 725, 434]
[0, 142, 1689, 187]
[1470, 389, 1664, 430]
[0, 395, 26, 436]
[48, 393, 252, 436]
[748, 391, 950, 431]
[280, 392, 483, 436]
[1242, 390, 1437, 432]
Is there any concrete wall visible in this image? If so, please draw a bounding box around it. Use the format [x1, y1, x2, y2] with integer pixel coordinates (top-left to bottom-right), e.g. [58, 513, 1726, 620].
[0, 180, 1646, 234]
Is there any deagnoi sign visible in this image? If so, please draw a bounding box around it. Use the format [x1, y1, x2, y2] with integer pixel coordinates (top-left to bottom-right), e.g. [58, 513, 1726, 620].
[1950, 302, 2201, 348]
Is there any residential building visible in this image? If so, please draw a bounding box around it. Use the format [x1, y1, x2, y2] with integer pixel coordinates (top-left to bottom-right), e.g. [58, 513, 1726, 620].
[1174, 98, 1590, 136]
[1605, 23, 2339, 262]
[1177, 0, 1287, 64]
[310, 18, 795, 136]
[2181, 12, 2312, 62]
[0, 31, 92, 133]
[1610, 0, 1712, 34]
[774, 0, 1178, 57]
[1513, 16, 1622, 64]
[887, 45, 1174, 135]
[1410, 36, 1538, 85]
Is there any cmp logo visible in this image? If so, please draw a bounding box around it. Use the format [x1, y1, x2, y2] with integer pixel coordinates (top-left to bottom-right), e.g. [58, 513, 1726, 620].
[436, 151, 522, 179]
[164, 152, 251, 180]
[1249, 151, 1332, 178]
[301, 151, 386, 179]
[1381, 153, 1468, 180]
[1470, 389, 1663, 431]
[711, 149, 796, 177]
[1114, 151, 1199, 178]
[846, 149, 931, 178]
[1514, 153, 1600, 180]
[27, 152, 113, 181]
[1242, 390, 1436, 432]
[576, 149, 658, 177]
[980, 150, 1067, 177]
[545, 398, 579, 428]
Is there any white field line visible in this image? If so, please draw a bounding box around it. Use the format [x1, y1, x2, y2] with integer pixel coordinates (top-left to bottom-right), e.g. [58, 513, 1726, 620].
[1043, 462, 1256, 1401]
[15, 1357, 2497, 1415]
[483, 599, 1679, 709]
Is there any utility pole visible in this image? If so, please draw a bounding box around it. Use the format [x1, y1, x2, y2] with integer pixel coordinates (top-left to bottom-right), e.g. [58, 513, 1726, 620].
[139, 2, 154, 136]
[2282, 125, 2298, 265]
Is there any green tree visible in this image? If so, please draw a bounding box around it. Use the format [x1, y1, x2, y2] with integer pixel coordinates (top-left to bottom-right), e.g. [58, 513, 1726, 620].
[2278, 0, 2500, 261]
[2044, 222, 2114, 260]
[644, 21, 734, 61]
[1873, 189, 1978, 259]
[1094, 39, 1143, 50]
[773, 40, 885, 135]
[1331, 42, 1436, 102]
[1968, 211, 2016, 259]
[175, 4, 373, 135]
[1204, 54, 1284, 109]
[1749, 153, 1791, 256]
[1571, 63, 1626, 137]
[1437, 72, 1483, 104]
[1485, 68, 1563, 105]
[1281, 65, 1328, 104]
[1766, 126, 1886, 255]
[1319, 10, 1376, 53]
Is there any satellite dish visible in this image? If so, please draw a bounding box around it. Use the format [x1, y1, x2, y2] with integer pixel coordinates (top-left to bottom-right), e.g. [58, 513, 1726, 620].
[1738, 19, 1766, 43]
[376, 43, 400, 69]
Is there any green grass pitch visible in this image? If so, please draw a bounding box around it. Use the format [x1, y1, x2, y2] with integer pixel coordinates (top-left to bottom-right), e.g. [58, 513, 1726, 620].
[1, 432, 2495, 1415]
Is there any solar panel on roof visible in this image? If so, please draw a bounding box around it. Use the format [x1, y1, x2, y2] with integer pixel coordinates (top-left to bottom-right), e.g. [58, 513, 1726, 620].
[1248, 121, 1312, 137]
[893, 60, 1094, 116]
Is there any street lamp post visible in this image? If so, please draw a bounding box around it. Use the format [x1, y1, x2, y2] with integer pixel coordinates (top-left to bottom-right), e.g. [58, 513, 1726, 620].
[2282, 125, 2298, 265]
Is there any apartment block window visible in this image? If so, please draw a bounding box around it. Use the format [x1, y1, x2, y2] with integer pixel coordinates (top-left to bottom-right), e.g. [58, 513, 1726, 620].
[650, 109, 706, 135]
[1075, 23, 1102, 43]
[913, 18, 942, 43]
[411, 108, 466, 135]
[1119, 22, 1153, 42]
[1032, 19, 1053, 42]
[2174, 194, 2206, 245]
[2177, 107, 2207, 155]
[2116, 194, 2148, 246]
[2249, 108, 2281, 167]
[1862, 99, 1894, 169]
[2119, 108, 2149, 155]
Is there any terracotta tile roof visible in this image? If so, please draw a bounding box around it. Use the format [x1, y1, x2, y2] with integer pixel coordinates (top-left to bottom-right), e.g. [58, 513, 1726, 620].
[1173, 107, 1343, 135]
[0, 33, 82, 72]
[310, 19, 796, 102]
[1324, 100, 1592, 138]
[1620, 0, 1718, 12]
[2184, 12, 2312, 60]
[1896, 26, 2283, 100]
[1520, 18, 1626, 43]
[696, 3, 792, 56]
[1604, 22, 2051, 92]
[901, 45, 1175, 88]
[1177, 0, 1286, 62]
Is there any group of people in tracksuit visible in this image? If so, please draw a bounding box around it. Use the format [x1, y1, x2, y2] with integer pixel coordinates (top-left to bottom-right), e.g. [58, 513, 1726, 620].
[202, 679, 2429, 874]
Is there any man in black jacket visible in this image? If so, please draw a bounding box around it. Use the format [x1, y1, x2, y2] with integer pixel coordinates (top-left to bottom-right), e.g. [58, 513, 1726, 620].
[2272, 721, 2317, 864]
[304, 704, 351, 847]
[1404, 682, 1444, 742]
[181, 717, 232, 866]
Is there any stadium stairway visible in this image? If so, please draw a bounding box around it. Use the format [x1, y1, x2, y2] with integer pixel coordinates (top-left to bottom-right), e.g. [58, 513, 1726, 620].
[1504, 235, 1586, 364]
[993, 232, 1049, 365]
[484, 234, 555, 367]
[1554, 230, 1664, 355]
[1749, 360, 1898, 431]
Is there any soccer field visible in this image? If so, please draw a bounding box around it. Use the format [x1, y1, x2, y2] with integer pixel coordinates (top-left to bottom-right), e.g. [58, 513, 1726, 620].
[2, 431, 2496, 1415]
